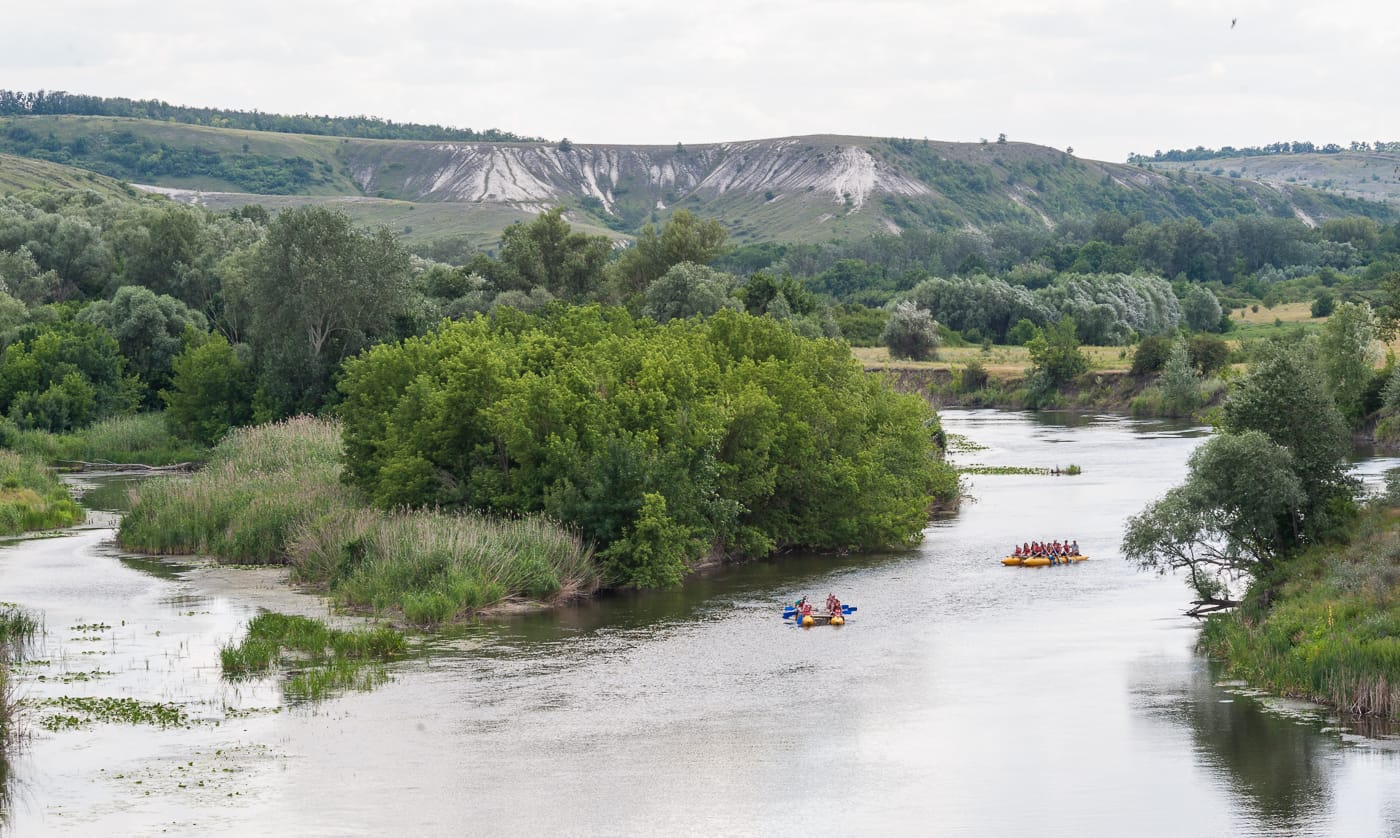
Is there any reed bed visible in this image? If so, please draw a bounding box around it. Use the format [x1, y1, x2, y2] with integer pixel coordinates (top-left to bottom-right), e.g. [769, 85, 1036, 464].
[121, 417, 596, 622]
[6, 413, 208, 467]
[1, 604, 39, 761]
[0, 451, 83, 535]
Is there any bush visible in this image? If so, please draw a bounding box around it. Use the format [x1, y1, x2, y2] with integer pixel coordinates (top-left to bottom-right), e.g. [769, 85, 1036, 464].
[882, 301, 941, 361]
[957, 361, 990, 393]
[1131, 335, 1173, 376]
[1312, 293, 1335, 318]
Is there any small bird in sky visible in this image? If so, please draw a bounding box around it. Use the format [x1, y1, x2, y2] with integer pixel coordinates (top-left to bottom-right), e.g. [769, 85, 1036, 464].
[1231, 18, 1237, 28]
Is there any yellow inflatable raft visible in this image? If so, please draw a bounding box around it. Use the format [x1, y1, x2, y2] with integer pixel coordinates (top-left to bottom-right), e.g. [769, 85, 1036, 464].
[1003, 554, 1088, 567]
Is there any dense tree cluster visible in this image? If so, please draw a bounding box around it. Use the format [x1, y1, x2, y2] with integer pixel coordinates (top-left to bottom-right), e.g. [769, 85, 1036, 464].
[0, 90, 540, 143]
[338, 306, 958, 587]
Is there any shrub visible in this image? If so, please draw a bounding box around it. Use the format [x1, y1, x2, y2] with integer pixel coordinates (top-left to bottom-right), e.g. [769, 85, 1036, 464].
[882, 301, 942, 361]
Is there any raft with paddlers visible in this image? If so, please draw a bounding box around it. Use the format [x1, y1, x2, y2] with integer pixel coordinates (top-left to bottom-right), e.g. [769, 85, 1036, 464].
[1002, 539, 1086, 566]
[783, 594, 856, 626]
[1003, 553, 1087, 566]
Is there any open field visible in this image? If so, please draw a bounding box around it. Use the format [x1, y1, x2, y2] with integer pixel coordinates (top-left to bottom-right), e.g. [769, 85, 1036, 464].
[853, 344, 1133, 377]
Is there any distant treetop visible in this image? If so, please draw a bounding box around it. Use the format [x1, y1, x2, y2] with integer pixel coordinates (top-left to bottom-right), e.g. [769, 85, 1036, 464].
[1130, 140, 1400, 164]
[0, 89, 544, 144]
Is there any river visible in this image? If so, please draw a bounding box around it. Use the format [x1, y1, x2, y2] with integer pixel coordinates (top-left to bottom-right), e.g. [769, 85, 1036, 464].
[2, 409, 1399, 836]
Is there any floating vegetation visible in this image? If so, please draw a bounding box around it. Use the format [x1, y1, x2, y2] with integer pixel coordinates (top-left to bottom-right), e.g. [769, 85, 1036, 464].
[37, 696, 188, 731]
[70, 623, 111, 633]
[221, 612, 405, 703]
[35, 670, 115, 684]
[945, 433, 989, 453]
[958, 464, 1083, 476]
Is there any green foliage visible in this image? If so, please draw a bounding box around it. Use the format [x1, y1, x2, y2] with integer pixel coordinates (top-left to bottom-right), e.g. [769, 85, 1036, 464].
[612, 210, 728, 301]
[1160, 337, 1202, 416]
[338, 307, 955, 587]
[641, 262, 740, 323]
[1131, 334, 1173, 376]
[1123, 431, 1306, 599]
[956, 360, 990, 393]
[1182, 285, 1223, 332]
[7, 413, 206, 465]
[1317, 301, 1379, 424]
[829, 303, 887, 346]
[119, 418, 593, 621]
[0, 449, 83, 533]
[1198, 507, 1400, 718]
[161, 332, 254, 445]
[0, 319, 140, 431]
[907, 274, 1051, 343]
[1187, 333, 1231, 376]
[497, 207, 612, 300]
[1026, 316, 1088, 391]
[881, 301, 941, 361]
[1005, 318, 1038, 346]
[77, 285, 208, 406]
[1221, 346, 1355, 542]
[245, 207, 414, 417]
[1311, 292, 1336, 318]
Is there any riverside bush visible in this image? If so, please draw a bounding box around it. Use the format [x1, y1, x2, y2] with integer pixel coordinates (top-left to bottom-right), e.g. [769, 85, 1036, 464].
[0, 450, 83, 534]
[120, 418, 594, 621]
[339, 307, 957, 588]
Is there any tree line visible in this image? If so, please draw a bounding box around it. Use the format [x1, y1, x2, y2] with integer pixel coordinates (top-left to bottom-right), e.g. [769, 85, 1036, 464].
[0, 90, 541, 143]
[1129, 140, 1400, 163]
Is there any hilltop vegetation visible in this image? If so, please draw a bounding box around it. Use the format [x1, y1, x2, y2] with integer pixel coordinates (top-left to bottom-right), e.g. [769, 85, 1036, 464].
[2, 107, 1390, 245]
[0, 89, 540, 143]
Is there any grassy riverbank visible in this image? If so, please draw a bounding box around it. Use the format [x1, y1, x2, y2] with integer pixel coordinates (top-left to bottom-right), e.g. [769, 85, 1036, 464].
[0, 451, 84, 535]
[1199, 507, 1400, 720]
[3, 414, 208, 468]
[119, 417, 596, 624]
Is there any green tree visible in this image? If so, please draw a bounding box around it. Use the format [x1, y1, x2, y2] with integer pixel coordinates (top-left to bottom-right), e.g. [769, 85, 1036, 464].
[1026, 316, 1088, 389]
[1131, 334, 1173, 376]
[881, 301, 941, 361]
[1317, 302, 1379, 424]
[77, 285, 209, 406]
[1182, 285, 1223, 333]
[1187, 333, 1230, 377]
[1123, 431, 1307, 607]
[641, 262, 739, 323]
[0, 320, 139, 431]
[498, 207, 611, 301]
[1220, 347, 1355, 542]
[161, 332, 255, 445]
[246, 207, 413, 417]
[611, 211, 728, 300]
[1160, 337, 1201, 415]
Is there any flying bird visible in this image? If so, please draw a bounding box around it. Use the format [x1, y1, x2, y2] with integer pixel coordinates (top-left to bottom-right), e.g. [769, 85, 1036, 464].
[1231, 17, 1237, 28]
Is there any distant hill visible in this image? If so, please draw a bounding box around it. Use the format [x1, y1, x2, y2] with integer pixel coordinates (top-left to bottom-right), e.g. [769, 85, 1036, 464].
[0, 151, 137, 199]
[1, 114, 1391, 246]
[1148, 151, 1400, 207]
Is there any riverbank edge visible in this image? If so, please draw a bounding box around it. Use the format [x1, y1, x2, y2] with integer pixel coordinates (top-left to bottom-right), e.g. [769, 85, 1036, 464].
[1194, 507, 1400, 722]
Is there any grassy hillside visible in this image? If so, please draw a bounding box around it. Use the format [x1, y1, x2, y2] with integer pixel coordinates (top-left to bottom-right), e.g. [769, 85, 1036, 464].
[2, 115, 1392, 247]
[0, 151, 138, 199]
[1152, 151, 1400, 207]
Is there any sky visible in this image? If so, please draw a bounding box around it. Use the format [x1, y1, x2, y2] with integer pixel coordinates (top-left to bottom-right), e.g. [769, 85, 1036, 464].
[6, 0, 1399, 162]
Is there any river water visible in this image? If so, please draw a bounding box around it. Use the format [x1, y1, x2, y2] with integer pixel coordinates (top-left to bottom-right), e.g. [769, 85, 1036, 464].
[3, 409, 1400, 836]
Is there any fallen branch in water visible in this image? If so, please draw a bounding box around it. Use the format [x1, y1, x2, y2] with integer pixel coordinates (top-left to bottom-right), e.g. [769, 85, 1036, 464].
[1185, 597, 1240, 618]
[56, 460, 200, 473]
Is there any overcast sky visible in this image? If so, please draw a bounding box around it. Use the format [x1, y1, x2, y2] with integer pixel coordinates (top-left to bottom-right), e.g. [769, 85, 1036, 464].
[6, 0, 1398, 162]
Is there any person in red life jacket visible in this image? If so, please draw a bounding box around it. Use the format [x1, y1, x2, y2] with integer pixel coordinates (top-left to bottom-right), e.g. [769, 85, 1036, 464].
[830, 596, 842, 615]
[1013, 544, 1022, 557]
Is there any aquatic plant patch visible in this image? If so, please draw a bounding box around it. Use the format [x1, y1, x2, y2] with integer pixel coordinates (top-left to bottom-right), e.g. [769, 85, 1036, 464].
[958, 464, 1083, 476]
[221, 612, 405, 702]
[37, 696, 188, 730]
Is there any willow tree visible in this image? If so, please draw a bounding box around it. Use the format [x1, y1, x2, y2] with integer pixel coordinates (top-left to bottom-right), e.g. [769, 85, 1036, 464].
[245, 207, 413, 417]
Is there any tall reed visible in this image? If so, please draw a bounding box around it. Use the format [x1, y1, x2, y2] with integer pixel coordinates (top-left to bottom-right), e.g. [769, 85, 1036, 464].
[0, 451, 83, 535]
[121, 418, 596, 622]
